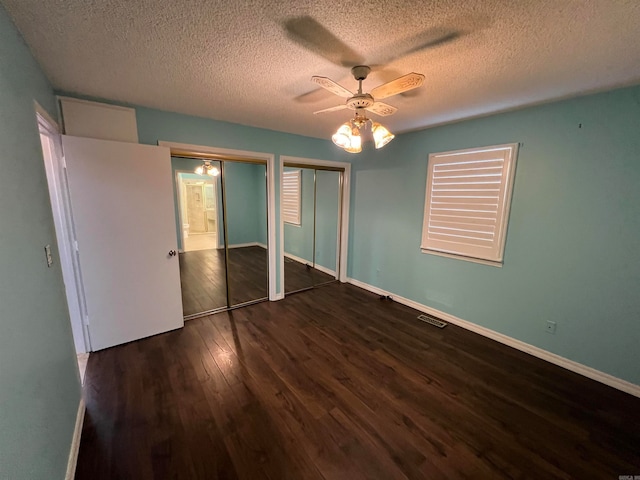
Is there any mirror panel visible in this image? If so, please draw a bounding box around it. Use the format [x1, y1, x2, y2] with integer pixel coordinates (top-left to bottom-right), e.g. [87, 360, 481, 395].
[224, 161, 269, 306]
[283, 167, 316, 293]
[173, 158, 227, 316]
[313, 170, 341, 285]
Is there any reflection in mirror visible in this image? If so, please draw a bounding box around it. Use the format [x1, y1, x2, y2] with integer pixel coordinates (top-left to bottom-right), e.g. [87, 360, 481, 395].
[313, 170, 340, 286]
[173, 157, 227, 316]
[283, 167, 316, 293]
[224, 161, 269, 306]
[283, 166, 342, 294]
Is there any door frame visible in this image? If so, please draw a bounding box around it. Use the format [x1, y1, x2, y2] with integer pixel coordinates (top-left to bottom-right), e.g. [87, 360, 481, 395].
[280, 156, 351, 294]
[159, 141, 277, 301]
[175, 171, 219, 251]
[35, 102, 90, 353]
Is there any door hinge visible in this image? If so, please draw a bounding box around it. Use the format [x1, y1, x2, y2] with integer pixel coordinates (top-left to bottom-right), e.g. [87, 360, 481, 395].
[61, 155, 67, 169]
[83, 315, 90, 326]
[74, 240, 79, 252]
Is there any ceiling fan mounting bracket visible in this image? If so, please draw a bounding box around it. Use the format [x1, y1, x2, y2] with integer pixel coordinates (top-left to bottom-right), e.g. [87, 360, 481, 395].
[351, 65, 371, 81]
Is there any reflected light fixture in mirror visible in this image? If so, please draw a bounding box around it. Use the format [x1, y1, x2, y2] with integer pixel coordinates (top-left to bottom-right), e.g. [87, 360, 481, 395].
[195, 160, 220, 176]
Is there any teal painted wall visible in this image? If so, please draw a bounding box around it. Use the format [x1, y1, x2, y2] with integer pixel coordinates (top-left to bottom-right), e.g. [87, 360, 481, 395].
[225, 161, 267, 246]
[348, 85, 640, 385]
[283, 167, 315, 263]
[254, 163, 268, 246]
[0, 6, 81, 479]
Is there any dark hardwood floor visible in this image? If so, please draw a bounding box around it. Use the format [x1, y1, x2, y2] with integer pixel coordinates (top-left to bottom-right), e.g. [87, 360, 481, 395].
[76, 283, 640, 479]
[284, 257, 336, 293]
[179, 246, 268, 315]
[227, 246, 268, 306]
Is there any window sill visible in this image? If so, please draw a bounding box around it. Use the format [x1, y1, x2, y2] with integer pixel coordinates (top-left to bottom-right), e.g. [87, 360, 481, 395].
[420, 248, 503, 268]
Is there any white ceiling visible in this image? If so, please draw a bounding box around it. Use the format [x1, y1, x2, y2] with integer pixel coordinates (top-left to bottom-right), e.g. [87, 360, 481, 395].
[4, 0, 640, 140]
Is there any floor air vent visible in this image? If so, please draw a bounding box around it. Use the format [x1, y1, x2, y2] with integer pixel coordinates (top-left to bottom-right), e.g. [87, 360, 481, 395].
[417, 314, 448, 328]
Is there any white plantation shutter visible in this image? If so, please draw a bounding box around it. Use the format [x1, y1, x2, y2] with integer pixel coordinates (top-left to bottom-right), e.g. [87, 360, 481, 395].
[421, 143, 518, 264]
[282, 170, 302, 225]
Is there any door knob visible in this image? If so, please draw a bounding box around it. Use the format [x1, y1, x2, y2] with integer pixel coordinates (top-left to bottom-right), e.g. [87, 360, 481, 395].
[168, 250, 177, 257]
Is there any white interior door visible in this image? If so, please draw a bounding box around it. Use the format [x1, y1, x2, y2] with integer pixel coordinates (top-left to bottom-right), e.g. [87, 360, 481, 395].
[62, 135, 183, 351]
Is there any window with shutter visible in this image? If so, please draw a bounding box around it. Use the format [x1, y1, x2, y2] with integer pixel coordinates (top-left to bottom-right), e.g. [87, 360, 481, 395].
[282, 170, 302, 225]
[421, 143, 518, 265]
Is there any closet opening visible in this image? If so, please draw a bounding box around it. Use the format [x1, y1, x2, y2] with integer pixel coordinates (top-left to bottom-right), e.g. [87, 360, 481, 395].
[172, 153, 269, 319]
[283, 163, 344, 295]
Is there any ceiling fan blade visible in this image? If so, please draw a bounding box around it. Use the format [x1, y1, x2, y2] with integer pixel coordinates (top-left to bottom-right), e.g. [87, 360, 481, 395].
[403, 30, 461, 56]
[370, 73, 425, 100]
[366, 102, 397, 117]
[294, 88, 332, 104]
[311, 77, 353, 98]
[283, 16, 364, 67]
[313, 104, 348, 115]
[374, 27, 462, 65]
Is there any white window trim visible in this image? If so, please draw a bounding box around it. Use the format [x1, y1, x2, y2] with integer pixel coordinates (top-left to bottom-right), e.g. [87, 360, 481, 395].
[420, 143, 519, 266]
[282, 169, 302, 226]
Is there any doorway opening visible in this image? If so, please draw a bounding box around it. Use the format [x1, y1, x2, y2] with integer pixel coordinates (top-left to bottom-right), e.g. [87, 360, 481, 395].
[36, 103, 91, 378]
[177, 173, 219, 251]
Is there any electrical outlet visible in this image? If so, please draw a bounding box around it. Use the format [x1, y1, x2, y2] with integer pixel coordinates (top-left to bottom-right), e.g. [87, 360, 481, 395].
[546, 320, 557, 334]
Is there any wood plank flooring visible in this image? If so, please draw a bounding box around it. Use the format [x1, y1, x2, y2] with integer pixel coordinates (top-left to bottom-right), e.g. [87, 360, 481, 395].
[76, 283, 640, 479]
[284, 257, 336, 293]
[179, 246, 268, 315]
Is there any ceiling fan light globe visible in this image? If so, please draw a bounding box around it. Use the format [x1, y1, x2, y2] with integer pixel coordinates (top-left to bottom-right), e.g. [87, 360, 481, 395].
[372, 122, 395, 149]
[332, 123, 352, 148]
[195, 165, 204, 175]
[344, 145, 362, 153]
[208, 166, 220, 176]
[351, 130, 362, 148]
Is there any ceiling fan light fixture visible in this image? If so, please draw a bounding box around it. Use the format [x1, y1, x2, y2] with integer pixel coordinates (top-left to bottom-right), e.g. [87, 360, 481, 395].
[312, 65, 424, 152]
[372, 122, 395, 149]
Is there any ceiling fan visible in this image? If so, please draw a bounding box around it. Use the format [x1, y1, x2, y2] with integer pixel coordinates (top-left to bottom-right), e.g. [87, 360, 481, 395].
[312, 65, 425, 116]
[311, 65, 425, 152]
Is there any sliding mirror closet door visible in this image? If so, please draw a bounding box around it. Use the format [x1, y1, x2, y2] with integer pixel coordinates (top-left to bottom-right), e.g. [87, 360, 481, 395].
[224, 161, 269, 306]
[283, 167, 316, 293]
[313, 170, 341, 286]
[283, 165, 342, 294]
[174, 158, 228, 316]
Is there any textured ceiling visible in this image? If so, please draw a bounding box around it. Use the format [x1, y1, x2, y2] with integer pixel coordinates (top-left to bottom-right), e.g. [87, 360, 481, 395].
[3, 0, 640, 140]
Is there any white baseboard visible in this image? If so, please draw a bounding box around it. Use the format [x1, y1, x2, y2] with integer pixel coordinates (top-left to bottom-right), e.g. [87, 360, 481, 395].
[284, 252, 337, 278]
[347, 277, 640, 398]
[226, 242, 267, 249]
[65, 397, 85, 480]
[314, 263, 337, 278]
[284, 251, 312, 266]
